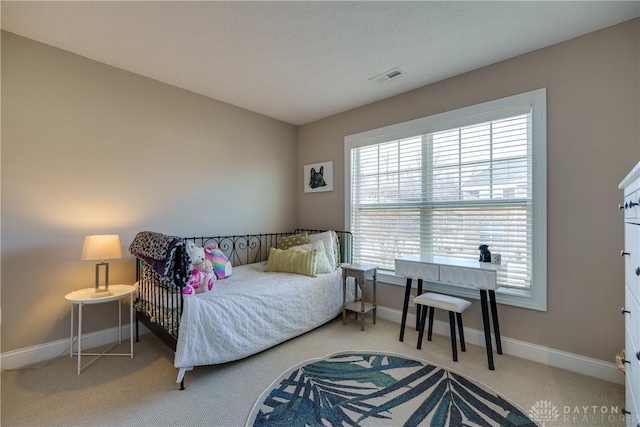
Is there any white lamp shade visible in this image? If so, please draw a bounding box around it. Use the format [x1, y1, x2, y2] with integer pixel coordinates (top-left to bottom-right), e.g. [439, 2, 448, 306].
[81, 235, 123, 261]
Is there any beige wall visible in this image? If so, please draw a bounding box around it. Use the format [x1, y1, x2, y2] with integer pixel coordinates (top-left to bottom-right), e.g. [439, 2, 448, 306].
[297, 19, 640, 362]
[1, 32, 297, 352]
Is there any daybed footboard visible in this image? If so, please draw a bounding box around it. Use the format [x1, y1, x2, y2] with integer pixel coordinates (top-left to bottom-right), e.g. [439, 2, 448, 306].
[135, 259, 183, 351]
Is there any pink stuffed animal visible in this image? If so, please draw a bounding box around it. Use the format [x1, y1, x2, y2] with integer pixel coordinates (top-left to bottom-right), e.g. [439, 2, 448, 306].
[183, 271, 199, 296]
[194, 259, 216, 293]
[183, 241, 216, 295]
[185, 266, 215, 294]
[183, 265, 216, 295]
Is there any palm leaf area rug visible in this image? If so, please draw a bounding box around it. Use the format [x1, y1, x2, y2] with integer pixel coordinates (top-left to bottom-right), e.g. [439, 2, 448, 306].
[246, 352, 536, 427]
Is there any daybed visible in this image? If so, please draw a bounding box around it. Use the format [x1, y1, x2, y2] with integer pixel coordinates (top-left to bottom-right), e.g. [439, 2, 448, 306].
[129, 229, 354, 389]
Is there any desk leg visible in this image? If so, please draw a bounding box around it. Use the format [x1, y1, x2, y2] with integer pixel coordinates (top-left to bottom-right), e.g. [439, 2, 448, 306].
[399, 277, 412, 342]
[77, 302, 83, 375]
[415, 279, 423, 331]
[480, 290, 495, 370]
[489, 290, 502, 355]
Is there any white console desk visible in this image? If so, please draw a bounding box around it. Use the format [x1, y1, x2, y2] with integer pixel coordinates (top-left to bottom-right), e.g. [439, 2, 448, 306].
[395, 254, 503, 370]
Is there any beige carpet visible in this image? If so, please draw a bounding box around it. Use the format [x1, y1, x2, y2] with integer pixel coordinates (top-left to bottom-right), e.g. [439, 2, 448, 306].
[1, 317, 625, 426]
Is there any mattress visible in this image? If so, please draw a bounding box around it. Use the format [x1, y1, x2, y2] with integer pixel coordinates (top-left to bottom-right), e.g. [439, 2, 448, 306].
[174, 261, 353, 369]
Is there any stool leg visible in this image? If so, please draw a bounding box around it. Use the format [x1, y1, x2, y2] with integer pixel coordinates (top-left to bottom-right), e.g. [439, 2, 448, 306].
[456, 312, 466, 352]
[427, 306, 434, 341]
[416, 305, 428, 350]
[449, 311, 458, 362]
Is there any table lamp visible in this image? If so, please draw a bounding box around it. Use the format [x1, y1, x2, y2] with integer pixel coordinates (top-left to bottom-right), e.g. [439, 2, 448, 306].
[81, 234, 122, 298]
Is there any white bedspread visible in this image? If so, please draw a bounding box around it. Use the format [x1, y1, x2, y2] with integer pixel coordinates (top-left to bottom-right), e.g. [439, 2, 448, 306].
[174, 262, 351, 370]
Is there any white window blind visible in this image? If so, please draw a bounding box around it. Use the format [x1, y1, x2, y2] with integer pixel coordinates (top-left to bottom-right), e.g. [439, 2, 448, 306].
[348, 94, 544, 294]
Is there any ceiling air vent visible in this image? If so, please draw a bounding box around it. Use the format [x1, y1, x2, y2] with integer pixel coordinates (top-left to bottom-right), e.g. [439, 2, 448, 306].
[369, 67, 406, 84]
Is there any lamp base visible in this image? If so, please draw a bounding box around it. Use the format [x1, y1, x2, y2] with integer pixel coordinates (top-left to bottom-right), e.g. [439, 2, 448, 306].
[91, 290, 113, 299]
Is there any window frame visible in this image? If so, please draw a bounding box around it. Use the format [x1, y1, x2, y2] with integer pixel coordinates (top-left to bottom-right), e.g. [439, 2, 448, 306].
[344, 88, 547, 311]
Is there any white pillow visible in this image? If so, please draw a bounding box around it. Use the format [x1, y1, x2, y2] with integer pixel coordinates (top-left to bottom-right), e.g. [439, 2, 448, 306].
[290, 240, 333, 274]
[308, 231, 336, 272]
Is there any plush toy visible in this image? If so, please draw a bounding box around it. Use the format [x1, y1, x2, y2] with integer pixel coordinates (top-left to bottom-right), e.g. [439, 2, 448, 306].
[186, 264, 216, 294]
[204, 243, 233, 279]
[185, 240, 205, 268]
[183, 241, 216, 295]
[183, 270, 199, 296]
[194, 257, 216, 293]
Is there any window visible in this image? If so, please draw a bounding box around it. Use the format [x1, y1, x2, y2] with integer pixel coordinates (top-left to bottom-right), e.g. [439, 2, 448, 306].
[345, 89, 547, 311]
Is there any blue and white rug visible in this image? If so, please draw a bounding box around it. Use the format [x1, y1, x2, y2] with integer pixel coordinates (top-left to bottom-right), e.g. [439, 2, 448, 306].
[247, 352, 535, 426]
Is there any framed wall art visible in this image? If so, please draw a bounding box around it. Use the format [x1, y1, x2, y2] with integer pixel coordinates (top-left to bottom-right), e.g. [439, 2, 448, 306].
[304, 161, 333, 193]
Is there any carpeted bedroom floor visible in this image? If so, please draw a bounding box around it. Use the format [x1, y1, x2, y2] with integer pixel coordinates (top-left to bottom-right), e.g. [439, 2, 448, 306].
[1, 316, 625, 426]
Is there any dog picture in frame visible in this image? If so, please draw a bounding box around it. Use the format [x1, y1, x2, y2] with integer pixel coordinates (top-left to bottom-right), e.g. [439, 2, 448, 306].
[304, 161, 333, 193]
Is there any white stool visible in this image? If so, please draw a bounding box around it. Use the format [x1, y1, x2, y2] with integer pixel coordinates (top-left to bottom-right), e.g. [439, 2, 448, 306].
[414, 292, 471, 362]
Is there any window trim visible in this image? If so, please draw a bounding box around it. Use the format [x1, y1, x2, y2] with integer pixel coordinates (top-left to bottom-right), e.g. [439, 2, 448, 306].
[345, 88, 547, 311]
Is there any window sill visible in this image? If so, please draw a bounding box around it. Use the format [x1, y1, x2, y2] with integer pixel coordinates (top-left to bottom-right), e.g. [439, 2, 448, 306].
[377, 270, 547, 312]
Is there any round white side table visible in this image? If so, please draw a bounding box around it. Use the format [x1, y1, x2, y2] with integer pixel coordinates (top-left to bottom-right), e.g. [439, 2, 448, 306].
[65, 284, 137, 375]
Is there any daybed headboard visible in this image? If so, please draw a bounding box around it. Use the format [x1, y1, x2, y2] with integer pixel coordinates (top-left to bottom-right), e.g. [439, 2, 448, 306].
[186, 229, 353, 267]
[133, 229, 352, 284]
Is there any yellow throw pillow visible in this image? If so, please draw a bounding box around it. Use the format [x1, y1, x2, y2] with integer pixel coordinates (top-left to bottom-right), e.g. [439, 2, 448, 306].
[290, 240, 333, 274]
[265, 247, 318, 277]
[277, 233, 309, 250]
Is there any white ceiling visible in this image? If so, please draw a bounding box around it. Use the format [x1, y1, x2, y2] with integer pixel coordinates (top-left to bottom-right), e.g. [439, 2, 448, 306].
[2, 1, 639, 125]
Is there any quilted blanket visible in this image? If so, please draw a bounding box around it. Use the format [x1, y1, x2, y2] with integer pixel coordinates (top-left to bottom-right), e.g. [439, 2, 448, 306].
[129, 231, 187, 285]
[174, 262, 352, 373]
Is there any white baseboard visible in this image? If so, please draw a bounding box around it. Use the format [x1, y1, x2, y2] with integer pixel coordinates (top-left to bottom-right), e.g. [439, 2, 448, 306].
[1, 324, 149, 371]
[1, 308, 623, 385]
[375, 306, 624, 385]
